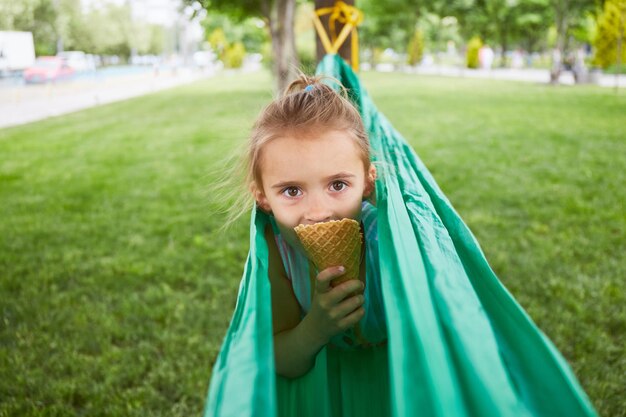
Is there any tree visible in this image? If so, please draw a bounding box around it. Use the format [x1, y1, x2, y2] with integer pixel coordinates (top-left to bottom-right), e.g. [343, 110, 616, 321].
[511, 0, 552, 53]
[455, 0, 552, 67]
[191, 0, 298, 92]
[0, 0, 38, 32]
[79, 3, 134, 58]
[548, 0, 595, 83]
[0, 0, 59, 55]
[418, 13, 462, 54]
[359, 0, 457, 67]
[359, 0, 423, 53]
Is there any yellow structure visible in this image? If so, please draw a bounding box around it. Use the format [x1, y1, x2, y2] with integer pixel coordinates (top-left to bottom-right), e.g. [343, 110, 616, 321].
[312, 1, 363, 71]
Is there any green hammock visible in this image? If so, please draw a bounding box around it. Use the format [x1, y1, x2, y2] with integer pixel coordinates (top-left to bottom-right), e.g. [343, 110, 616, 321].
[203, 54, 598, 417]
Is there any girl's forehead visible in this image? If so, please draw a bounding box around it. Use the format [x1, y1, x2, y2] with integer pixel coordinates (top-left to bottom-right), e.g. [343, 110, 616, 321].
[262, 131, 359, 160]
[259, 132, 365, 180]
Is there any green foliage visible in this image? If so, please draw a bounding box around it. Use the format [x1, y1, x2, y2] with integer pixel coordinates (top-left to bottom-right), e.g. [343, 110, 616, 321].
[593, 0, 626, 69]
[418, 13, 463, 53]
[359, 0, 555, 57]
[0, 0, 34, 29]
[223, 41, 246, 68]
[260, 41, 273, 70]
[202, 13, 267, 54]
[510, 0, 552, 52]
[466, 36, 483, 68]
[407, 29, 425, 66]
[203, 13, 269, 68]
[547, 25, 558, 48]
[0, 0, 59, 55]
[297, 41, 316, 74]
[78, 3, 134, 58]
[148, 25, 166, 55]
[189, 0, 264, 21]
[455, 0, 553, 60]
[570, 12, 597, 44]
[359, 0, 422, 53]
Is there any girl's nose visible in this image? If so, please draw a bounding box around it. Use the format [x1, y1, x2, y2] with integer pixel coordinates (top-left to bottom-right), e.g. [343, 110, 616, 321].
[304, 195, 332, 224]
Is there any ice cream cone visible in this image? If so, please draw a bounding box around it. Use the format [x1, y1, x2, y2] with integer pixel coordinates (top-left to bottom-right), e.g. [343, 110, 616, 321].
[294, 218, 363, 288]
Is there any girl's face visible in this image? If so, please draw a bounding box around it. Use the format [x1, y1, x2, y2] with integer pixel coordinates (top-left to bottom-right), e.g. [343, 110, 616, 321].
[253, 129, 376, 251]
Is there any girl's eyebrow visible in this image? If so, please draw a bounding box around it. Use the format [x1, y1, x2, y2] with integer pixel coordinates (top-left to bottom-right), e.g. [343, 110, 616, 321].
[271, 181, 301, 189]
[324, 172, 355, 181]
[270, 172, 355, 190]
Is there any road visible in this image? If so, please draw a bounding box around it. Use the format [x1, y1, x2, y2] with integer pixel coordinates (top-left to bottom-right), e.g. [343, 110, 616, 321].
[0, 66, 215, 129]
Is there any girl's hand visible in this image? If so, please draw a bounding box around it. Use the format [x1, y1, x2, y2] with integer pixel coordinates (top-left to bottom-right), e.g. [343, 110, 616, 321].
[304, 266, 365, 345]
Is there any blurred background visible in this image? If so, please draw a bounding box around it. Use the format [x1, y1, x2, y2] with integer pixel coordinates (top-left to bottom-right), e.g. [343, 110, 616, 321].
[1, 0, 625, 88]
[1, 0, 625, 128]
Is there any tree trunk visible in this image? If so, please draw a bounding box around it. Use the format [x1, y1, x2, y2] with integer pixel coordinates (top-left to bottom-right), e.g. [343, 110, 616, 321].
[265, 0, 299, 93]
[550, 0, 568, 84]
[314, 0, 354, 67]
[500, 27, 508, 68]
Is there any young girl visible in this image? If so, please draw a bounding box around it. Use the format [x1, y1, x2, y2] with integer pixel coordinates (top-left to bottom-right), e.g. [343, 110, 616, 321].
[244, 74, 388, 379]
[207, 58, 598, 417]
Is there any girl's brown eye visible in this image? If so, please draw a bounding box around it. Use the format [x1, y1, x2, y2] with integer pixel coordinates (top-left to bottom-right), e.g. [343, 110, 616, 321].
[331, 181, 346, 191]
[284, 187, 300, 197]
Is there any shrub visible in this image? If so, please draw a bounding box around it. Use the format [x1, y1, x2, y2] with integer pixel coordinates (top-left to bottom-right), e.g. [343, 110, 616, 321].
[224, 42, 245, 68]
[592, 0, 626, 69]
[407, 29, 425, 66]
[467, 36, 483, 69]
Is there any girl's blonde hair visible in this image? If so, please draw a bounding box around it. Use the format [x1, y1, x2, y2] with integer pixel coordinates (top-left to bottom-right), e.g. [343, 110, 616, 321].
[217, 73, 371, 228]
[247, 73, 370, 188]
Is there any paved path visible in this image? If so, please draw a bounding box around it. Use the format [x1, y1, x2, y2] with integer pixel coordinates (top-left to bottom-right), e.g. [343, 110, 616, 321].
[2, 64, 623, 130]
[398, 65, 626, 87]
[0, 67, 215, 129]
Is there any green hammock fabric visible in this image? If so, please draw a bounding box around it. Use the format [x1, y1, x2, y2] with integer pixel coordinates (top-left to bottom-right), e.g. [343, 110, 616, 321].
[203, 54, 598, 417]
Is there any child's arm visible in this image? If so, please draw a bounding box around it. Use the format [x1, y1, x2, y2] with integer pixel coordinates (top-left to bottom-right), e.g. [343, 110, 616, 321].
[272, 271, 365, 379]
[265, 226, 322, 378]
[265, 227, 365, 379]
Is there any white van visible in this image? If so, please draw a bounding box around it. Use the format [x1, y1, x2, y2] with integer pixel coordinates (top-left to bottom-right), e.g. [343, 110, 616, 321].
[0, 31, 36, 76]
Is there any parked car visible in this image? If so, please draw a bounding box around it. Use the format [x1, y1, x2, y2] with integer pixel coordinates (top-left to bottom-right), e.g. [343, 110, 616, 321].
[23, 56, 75, 83]
[57, 51, 96, 72]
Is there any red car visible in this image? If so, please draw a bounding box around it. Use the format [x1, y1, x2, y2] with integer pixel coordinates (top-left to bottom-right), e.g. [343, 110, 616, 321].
[23, 56, 75, 84]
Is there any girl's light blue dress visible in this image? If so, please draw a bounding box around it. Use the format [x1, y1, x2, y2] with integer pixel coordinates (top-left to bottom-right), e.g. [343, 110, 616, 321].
[269, 201, 388, 350]
[269, 201, 392, 416]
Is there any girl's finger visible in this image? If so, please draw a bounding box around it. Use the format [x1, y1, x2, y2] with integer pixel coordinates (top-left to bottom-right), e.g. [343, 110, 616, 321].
[315, 266, 345, 294]
[326, 279, 364, 305]
[337, 306, 365, 330]
[334, 294, 364, 319]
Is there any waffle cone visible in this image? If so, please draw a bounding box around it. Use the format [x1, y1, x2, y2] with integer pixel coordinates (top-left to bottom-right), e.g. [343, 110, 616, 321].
[294, 218, 362, 288]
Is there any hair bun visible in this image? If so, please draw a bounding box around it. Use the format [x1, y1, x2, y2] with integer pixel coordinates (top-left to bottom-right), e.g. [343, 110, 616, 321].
[284, 73, 322, 95]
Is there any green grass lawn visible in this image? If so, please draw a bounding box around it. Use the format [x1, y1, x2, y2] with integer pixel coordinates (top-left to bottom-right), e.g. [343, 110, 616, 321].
[1, 71, 624, 417]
